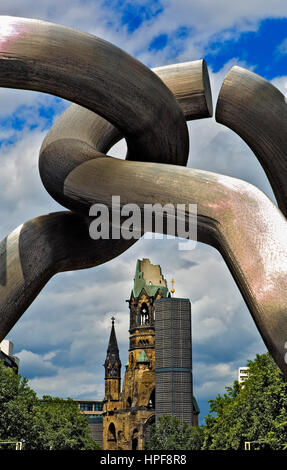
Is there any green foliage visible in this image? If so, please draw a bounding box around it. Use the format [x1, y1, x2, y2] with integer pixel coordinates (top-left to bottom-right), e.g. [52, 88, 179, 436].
[33, 396, 100, 450]
[0, 360, 100, 450]
[146, 353, 287, 451]
[0, 360, 38, 447]
[146, 414, 204, 450]
[202, 353, 287, 450]
[2, 351, 286, 451]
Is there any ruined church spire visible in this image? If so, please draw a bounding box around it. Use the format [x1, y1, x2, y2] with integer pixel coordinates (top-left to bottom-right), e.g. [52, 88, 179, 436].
[104, 317, 121, 380]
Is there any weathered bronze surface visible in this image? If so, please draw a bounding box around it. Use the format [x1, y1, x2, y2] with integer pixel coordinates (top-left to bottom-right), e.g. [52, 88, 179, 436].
[0, 16, 287, 378]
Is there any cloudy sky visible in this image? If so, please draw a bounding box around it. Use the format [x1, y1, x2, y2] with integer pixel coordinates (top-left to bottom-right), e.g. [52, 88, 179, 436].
[1, 0, 287, 424]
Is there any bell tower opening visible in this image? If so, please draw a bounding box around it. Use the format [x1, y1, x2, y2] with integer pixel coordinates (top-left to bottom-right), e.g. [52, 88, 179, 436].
[108, 423, 117, 442]
[140, 302, 149, 325]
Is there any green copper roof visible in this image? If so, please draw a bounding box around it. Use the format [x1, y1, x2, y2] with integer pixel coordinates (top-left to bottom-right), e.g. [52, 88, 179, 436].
[133, 258, 169, 298]
[137, 350, 150, 363]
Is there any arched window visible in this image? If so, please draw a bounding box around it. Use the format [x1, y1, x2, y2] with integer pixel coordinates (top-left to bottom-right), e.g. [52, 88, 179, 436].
[140, 303, 149, 325]
[127, 396, 132, 408]
[148, 389, 155, 408]
[132, 428, 138, 450]
[108, 423, 117, 442]
[143, 415, 155, 445]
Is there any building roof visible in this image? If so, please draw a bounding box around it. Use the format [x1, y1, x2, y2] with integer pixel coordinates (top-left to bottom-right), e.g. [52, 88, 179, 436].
[137, 350, 150, 363]
[133, 258, 169, 298]
[106, 317, 119, 354]
[104, 317, 121, 378]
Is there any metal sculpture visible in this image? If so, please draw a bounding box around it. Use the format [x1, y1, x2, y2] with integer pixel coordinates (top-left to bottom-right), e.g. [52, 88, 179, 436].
[216, 66, 287, 218]
[0, 16, 287, 377]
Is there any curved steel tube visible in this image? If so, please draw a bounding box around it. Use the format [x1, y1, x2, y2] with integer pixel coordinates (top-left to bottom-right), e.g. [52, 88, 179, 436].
[216, 66, 287, 217]
[153, 60, 213, 121]
[40, 59, 212, 208]
[39, 151, 287, 377]
[0, 16, 188, 165]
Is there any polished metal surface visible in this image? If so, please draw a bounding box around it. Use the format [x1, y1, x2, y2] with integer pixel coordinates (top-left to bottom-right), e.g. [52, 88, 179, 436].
[0, 16, 188, 166]
[61, 157, 287, 377]
[0, 16, 287, 378]
[216, 66, 287, 217]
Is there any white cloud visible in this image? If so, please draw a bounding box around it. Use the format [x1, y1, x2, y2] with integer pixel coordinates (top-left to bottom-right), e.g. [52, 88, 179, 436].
[194, 310, 228, 342]
[0, 128, 63, 240]
[271, 74, 287, 98]
[276, 37, 287, 56]
[194, 360, 238, 399]
[29, 367, 105, 399]
[0, 89, 51, 116]
[17, 349, 58, 378]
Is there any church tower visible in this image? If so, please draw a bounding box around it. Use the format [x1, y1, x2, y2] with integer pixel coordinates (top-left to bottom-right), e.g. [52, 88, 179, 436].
[102, 259, 199, 450]
[123, 258, 169, 413]
[102, 259, 169, 450]
[104, 317, 121, 403]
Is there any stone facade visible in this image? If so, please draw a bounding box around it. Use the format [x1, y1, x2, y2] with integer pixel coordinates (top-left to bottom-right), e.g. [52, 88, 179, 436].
[102, 259, 167, 450]
[102, 258, 199, 450]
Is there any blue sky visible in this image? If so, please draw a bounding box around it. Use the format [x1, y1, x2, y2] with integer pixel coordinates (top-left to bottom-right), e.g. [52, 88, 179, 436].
[0, 0, 287, 425]
[205, 17, 287, 79]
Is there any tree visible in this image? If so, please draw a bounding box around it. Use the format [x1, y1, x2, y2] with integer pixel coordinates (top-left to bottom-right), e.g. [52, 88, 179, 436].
[33, 396, 100, 450]
[202, 352, 287, 450]
[146, 415, 204, 450]
[0, 360, 39, 448]
[0, 360, 100, 450]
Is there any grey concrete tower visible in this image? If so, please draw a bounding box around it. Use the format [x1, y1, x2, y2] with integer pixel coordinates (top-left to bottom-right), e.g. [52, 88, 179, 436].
[154, 298, 193, 425]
